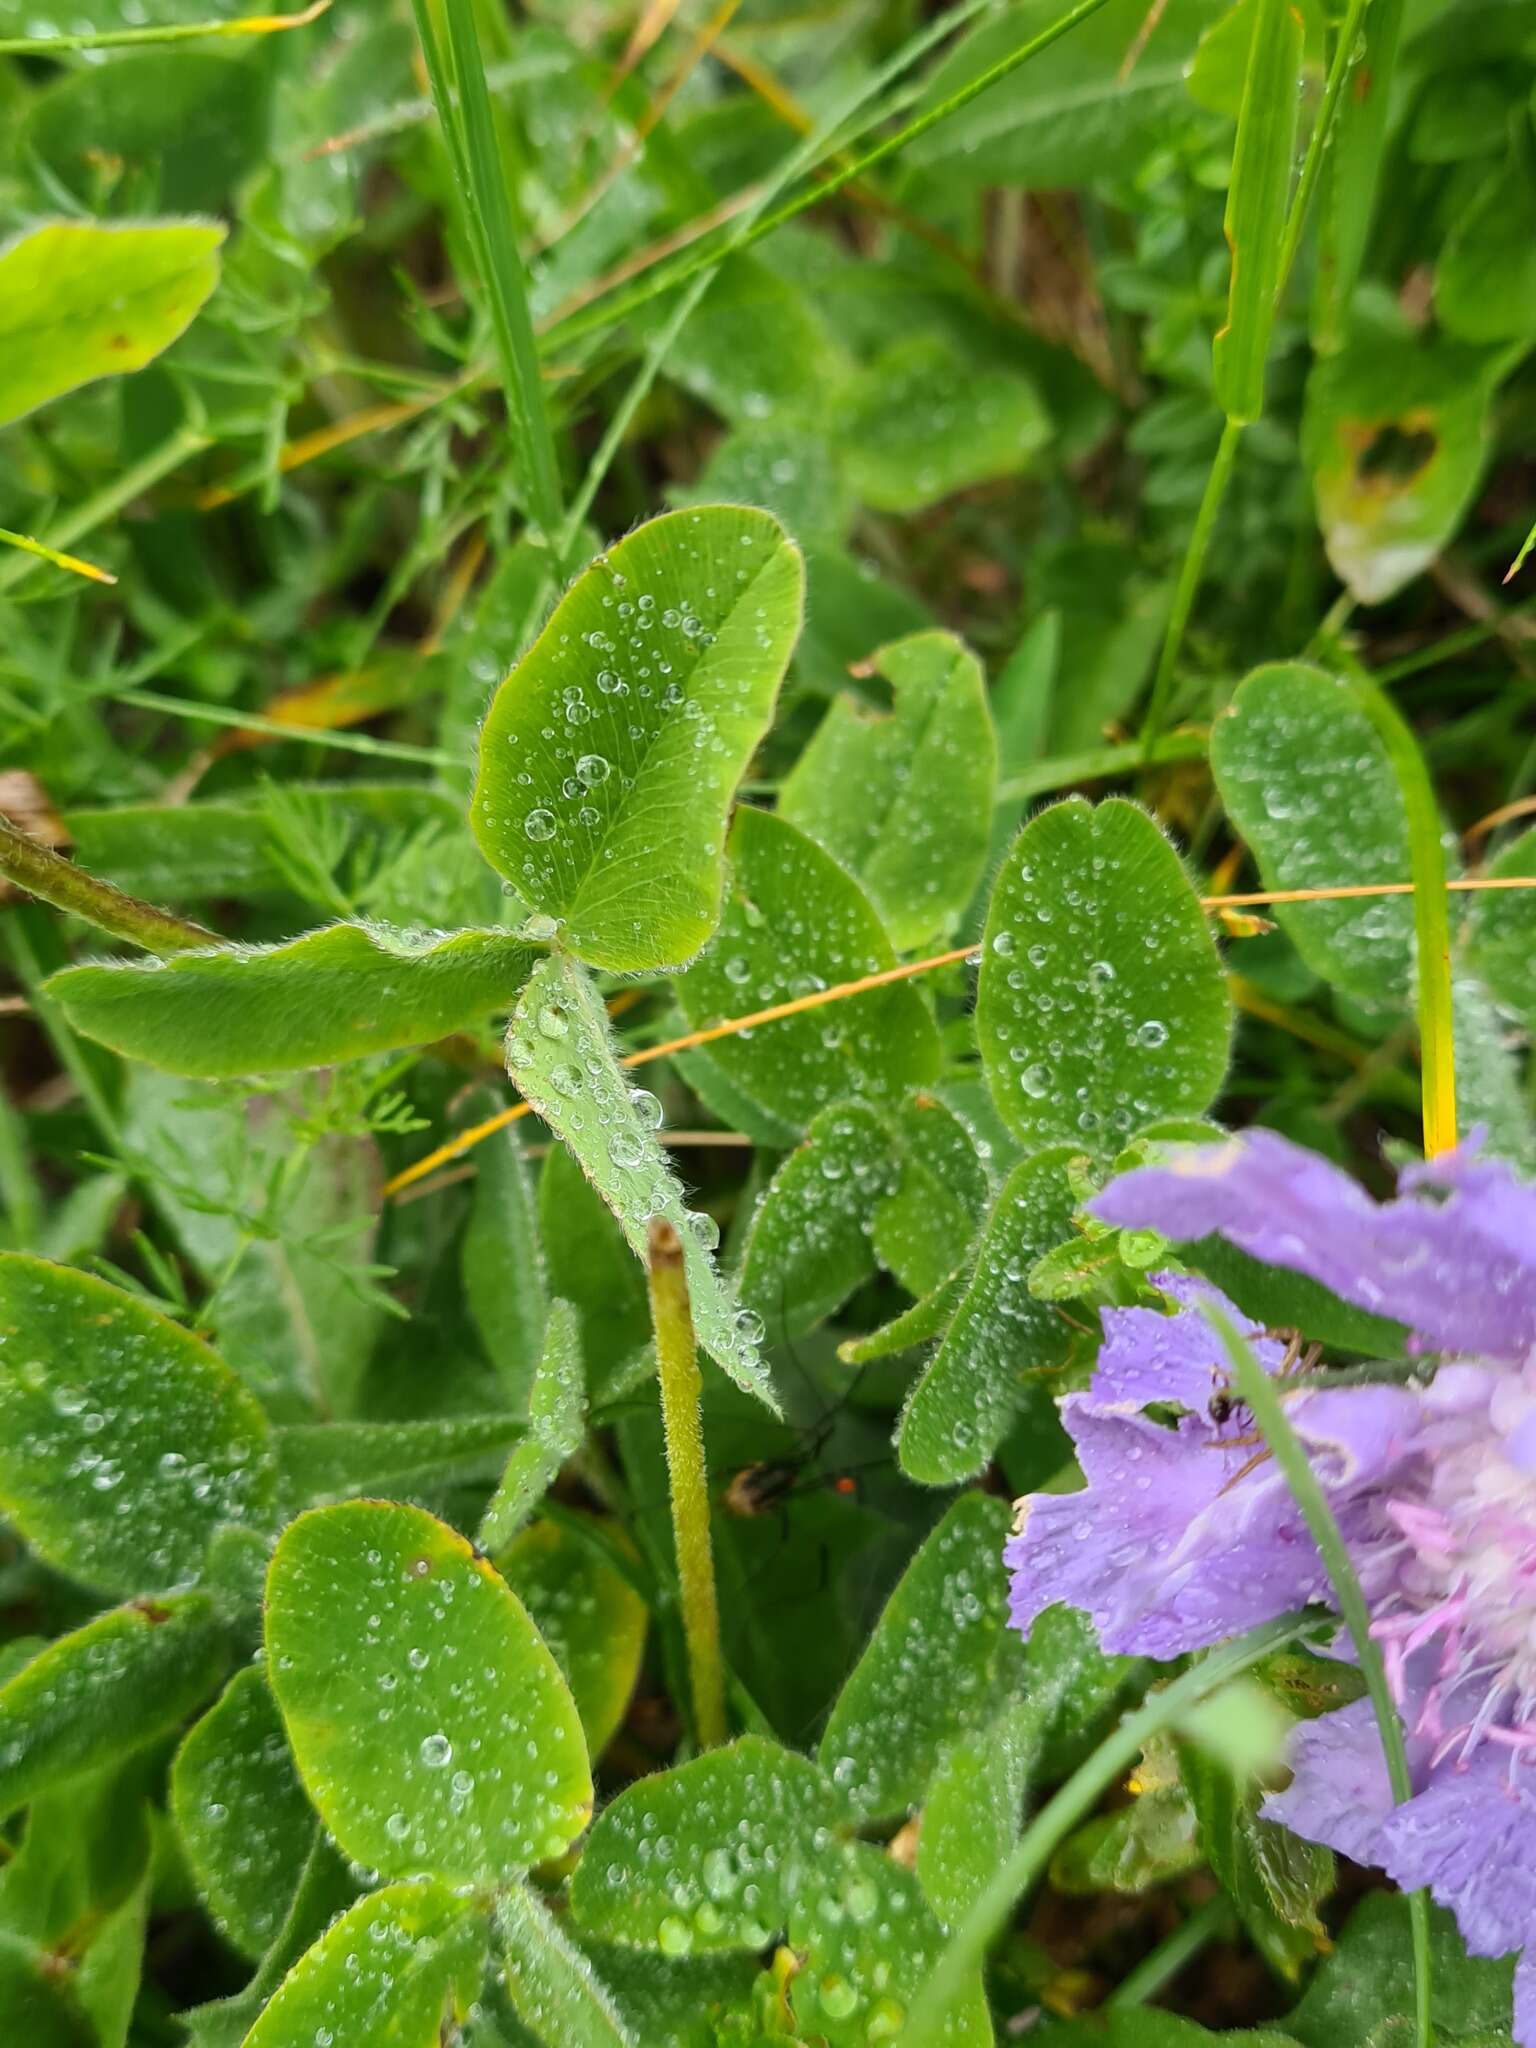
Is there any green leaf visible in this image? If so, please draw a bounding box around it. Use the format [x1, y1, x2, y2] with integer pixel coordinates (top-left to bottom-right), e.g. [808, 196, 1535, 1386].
[1211, 0, 1304, 422]
[239, 1882, 486, 2048]
[780, 631, 997, 949]
[65, 785, 469, 907]
[1438, 142, 1536, 344]
[738, 1102, 897, 1340]
[120, 1072, 384, 1419]
[0, 1254, 276, 1596]
[978, 799, 1231, 1154]
[470, 507, 804, 972]
[0, 1594, 225, 1818]
[916, 1705, 1032, 1928]
[649, 253, 844, 433]
[1211, 662, 1412, 1009]
[23, 50, 269, 212]
[818, 1492, 1012, 1822]
[907, 0, 1225, 192]
[0, 219, 224, 427]
[1187, 0, 1325, 118]
[462, 1094, 548, 1413]
[1045, 2012, 1301, 2046]
[787, 1842, 992, 2047]
[1179, 1233, 1406, 1356]
[496, 1882, 636, 2048]
[506, 952, 776, 1410]
[265, 1499, 591, 1885]
[178, 1834, 356, 2048]
[1465, 827, 1536, 1033]
[171, 1667, 312, 1960]
[1051, 1737, 1203, 1894]
[674, 806, 942, 1132]
[0, 1931, 97, 2048]
[478, 1300, 586, 1553]
[1179, 1738, 1331, 1979]
[872, 1094, 989, 1299]
[496, 1515, 647, 1763]
[1451, 975, 1536, 1172]
[274, 1415, 526, 1509]
[569, 1736, 831, 1952]
[898, 1146, 1079, 1485]
[539, 1145, 651, 1391]
[1285, 1892, 1514, 2048]
[1301, 315, 1500, 604]
[47, 923, 535, 1078]
[838, 337, 1049, 513]
[838, 1265, 968, 1367]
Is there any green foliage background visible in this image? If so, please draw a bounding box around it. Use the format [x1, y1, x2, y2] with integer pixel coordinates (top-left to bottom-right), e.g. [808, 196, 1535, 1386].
[1, 0, 1534, 2043]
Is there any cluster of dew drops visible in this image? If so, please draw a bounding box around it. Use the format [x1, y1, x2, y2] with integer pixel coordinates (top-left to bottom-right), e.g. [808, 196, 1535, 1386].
[490, 520, 783, 883]
[988, 853, 1177, 1140]
[506, 983, 766, 1368]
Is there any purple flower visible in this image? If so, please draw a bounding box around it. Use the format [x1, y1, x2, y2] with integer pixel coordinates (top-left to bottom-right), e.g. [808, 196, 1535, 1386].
[1005, 1131, 1536, 2041]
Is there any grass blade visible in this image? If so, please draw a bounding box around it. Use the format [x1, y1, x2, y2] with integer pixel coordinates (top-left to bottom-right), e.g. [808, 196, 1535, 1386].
[1346, 667, 1458, 1157]
[903, 1613, 1304, 2045]
[412, 0, 564, 546]
[1206, 1306, 1431, 2048]
[1213, 0, 1304, 424]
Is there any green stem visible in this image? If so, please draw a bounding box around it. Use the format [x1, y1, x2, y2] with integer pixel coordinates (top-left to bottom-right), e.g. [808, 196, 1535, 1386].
[646, 1217, 726, 1750]
[0, 425, 207, 595]
[2, 911, 122, 1150]
[1141, 417, 1243, 751]
[903, 1613, 1303, 2045]
[111, 687, 458, 768]
[0, 817, 216, 956]
[1105, 1895, 1234, 2010]
[1274, 0, 1374, 300]
[996, 730, 1209, 805]
[1207, 1308, 1432, 2048]
[0, 0, 328, 53]
[546, 0, 1111, 354]
[1344, 664, 1457, 1158]
[415, 0, 565, 547]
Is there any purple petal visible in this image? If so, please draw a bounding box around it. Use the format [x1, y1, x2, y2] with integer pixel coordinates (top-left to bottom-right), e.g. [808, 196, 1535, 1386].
[1263, 1694, 1396, 1868]
[1091, 1130, 1536, 1362]
[1006, 1399, 1330, 1660]
[1090, 1282, 1283, 1415]
[1378, 1755, 1536, 1965]
[1292, 1385, 1423, 1491]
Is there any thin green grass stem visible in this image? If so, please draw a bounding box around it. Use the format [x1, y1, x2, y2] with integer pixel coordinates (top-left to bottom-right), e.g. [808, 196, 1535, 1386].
[0, 426, 208, 595]
[1141, 417, 1243, 752]
[1207, 1307, 1432, 2048]
[903, 1611, 1303, 2044]
[547, 0, 1111, 355]
[1276, 0, 1374, 300]
[413, 0, 565, 547]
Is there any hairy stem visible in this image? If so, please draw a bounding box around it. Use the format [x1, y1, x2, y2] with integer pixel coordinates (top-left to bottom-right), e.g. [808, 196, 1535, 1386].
[0, 817, 216, 956]
[647, 1217, 726, 1749]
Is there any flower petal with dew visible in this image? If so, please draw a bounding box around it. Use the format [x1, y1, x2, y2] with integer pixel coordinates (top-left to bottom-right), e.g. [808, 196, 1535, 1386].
[1092, 1126, 1536, 1360]
[1005, 1133, 1536, 2043]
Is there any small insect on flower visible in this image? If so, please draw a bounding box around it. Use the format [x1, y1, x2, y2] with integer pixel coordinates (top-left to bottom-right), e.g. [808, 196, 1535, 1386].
[1007, 1130, 1536, 2047]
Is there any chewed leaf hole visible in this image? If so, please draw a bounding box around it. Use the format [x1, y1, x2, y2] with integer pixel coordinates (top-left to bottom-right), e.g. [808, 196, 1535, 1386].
[1356, 421, 1437, 485]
